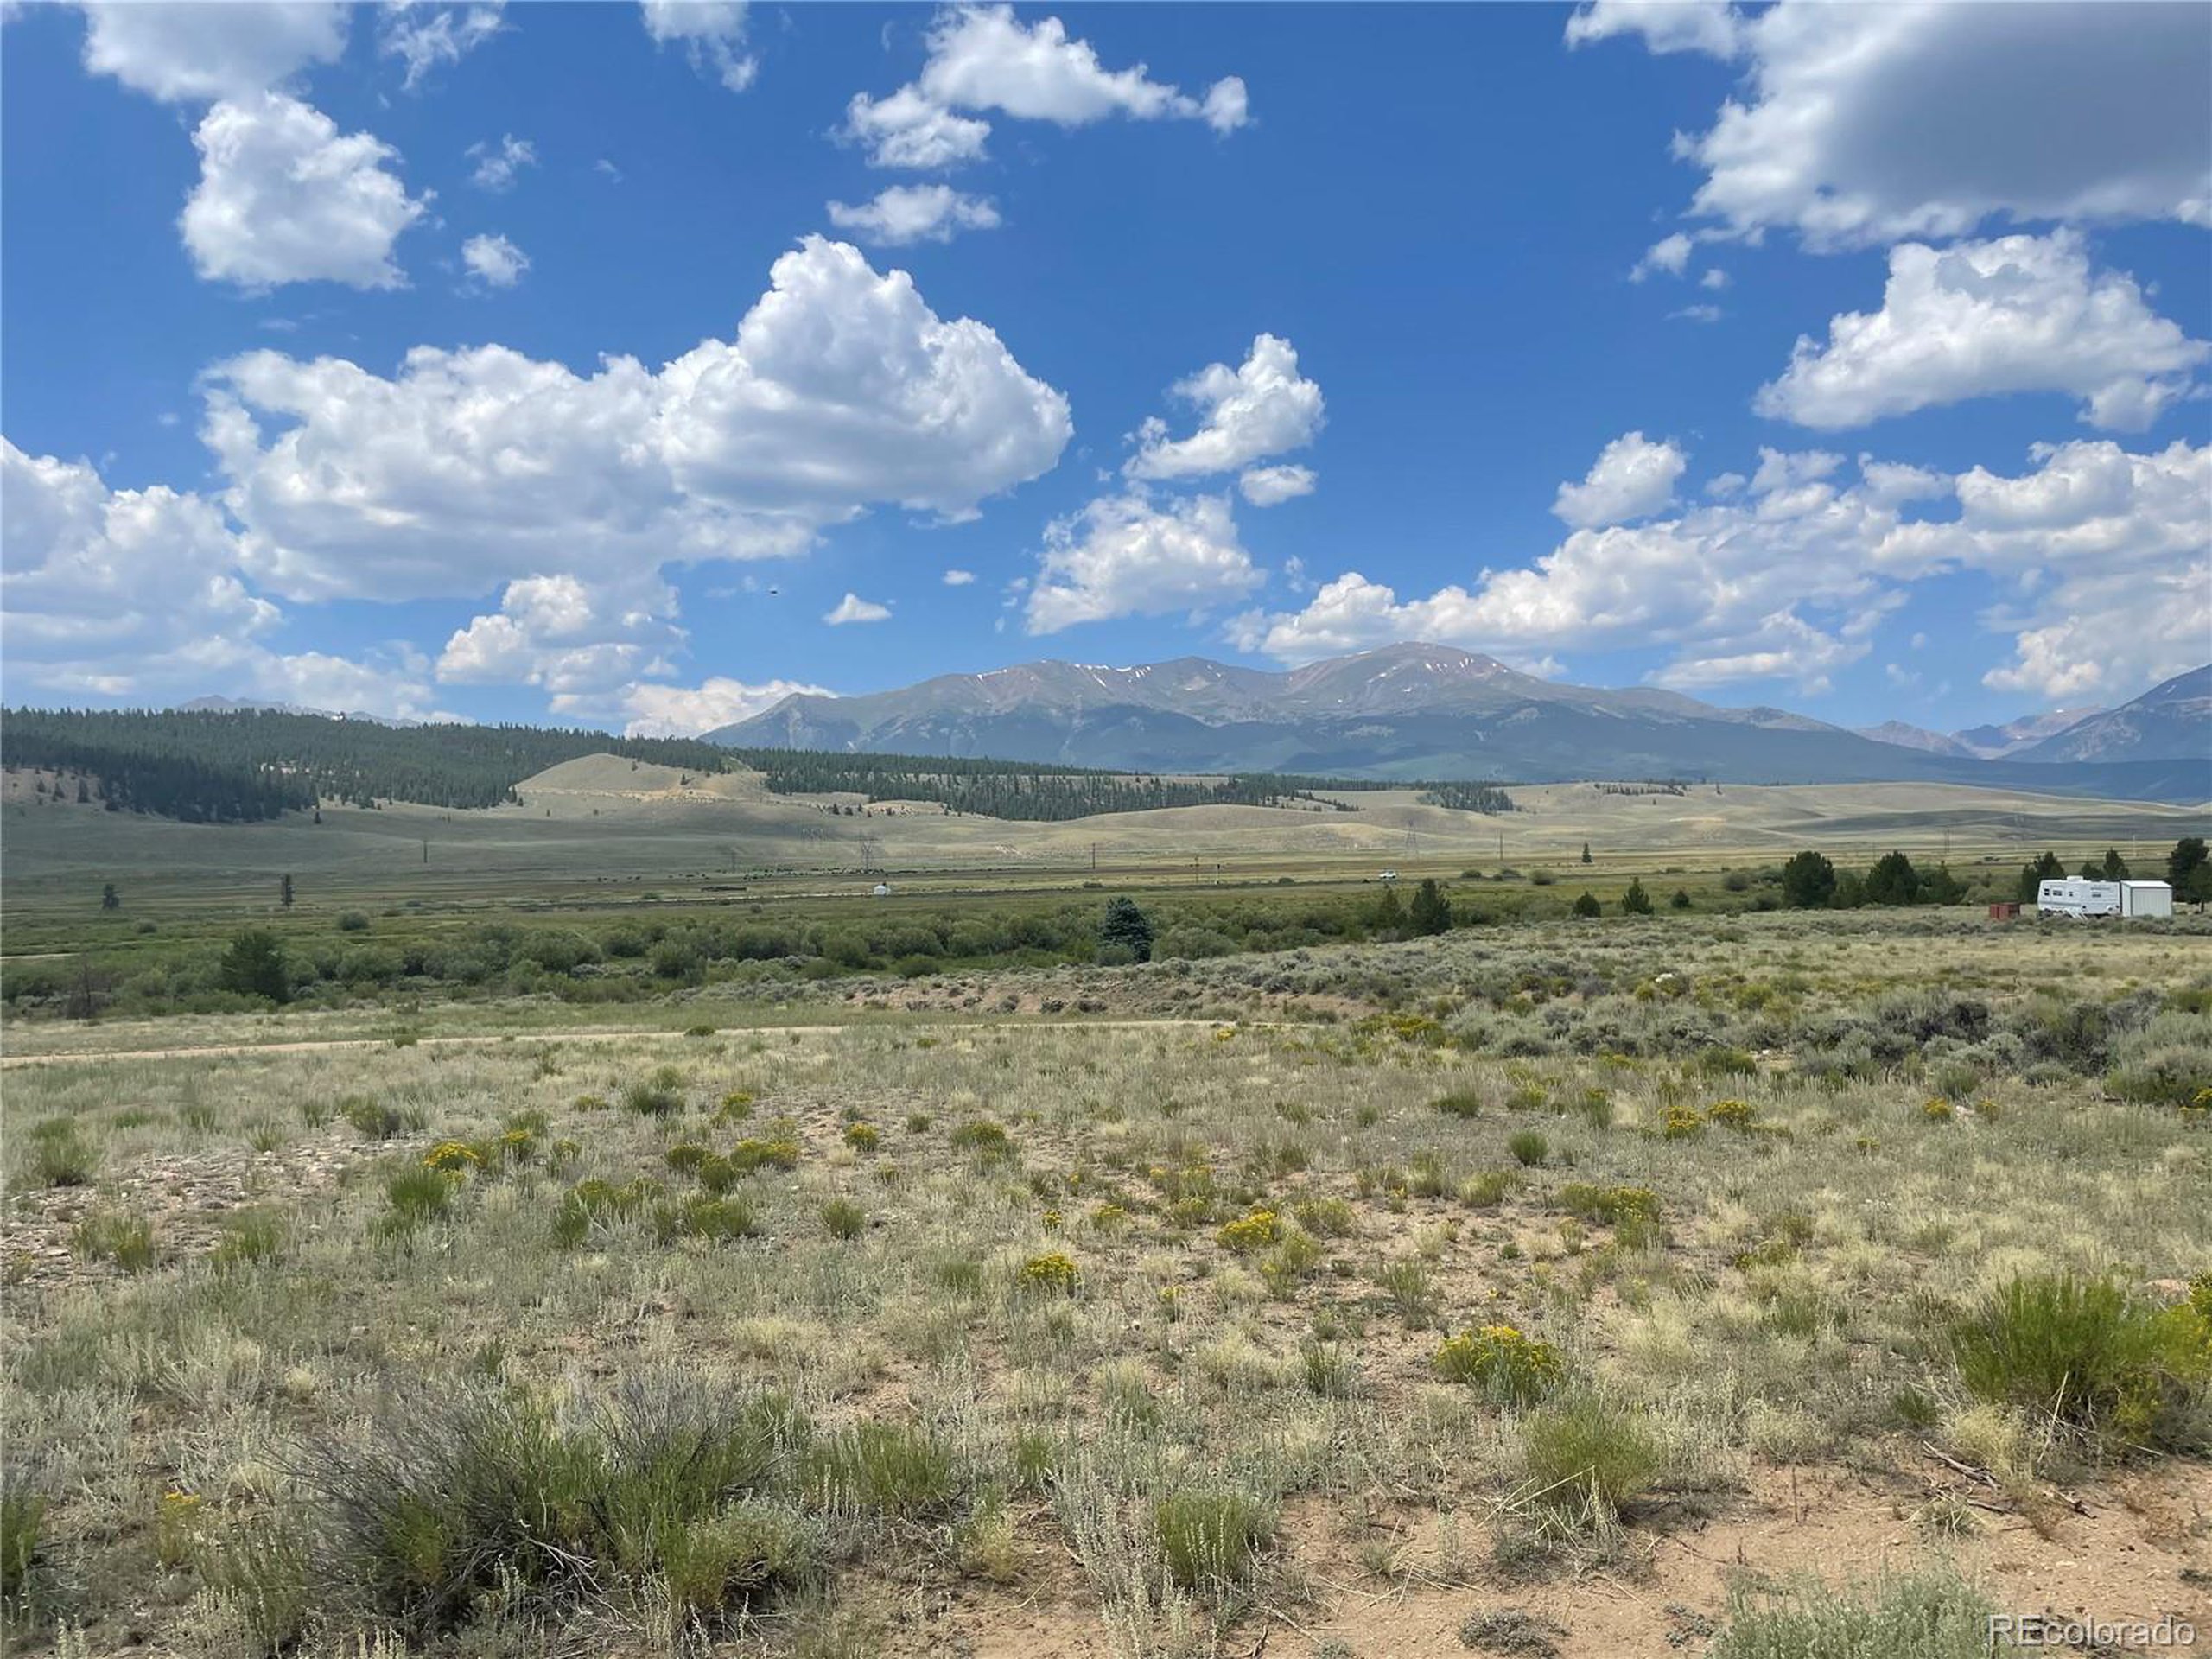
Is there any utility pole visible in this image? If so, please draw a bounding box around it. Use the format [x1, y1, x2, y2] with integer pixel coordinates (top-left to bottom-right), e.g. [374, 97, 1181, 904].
[422, 838, 428, 864]
[1091, 842, 1097, 873]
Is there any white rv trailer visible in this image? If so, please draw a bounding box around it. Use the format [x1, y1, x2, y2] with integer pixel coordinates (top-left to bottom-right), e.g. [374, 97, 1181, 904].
[2036, 879, 2173, 920]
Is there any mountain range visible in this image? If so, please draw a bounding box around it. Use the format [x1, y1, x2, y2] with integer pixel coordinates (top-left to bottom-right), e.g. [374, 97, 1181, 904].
[1855, 709, 2106, 760]
[710, 645, 2209, 802]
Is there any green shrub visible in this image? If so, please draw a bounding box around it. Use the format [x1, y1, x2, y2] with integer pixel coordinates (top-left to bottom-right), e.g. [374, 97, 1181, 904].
[1558, 1183, 1660, 1229]
[1433, 1324, 1567, 1405]
[622, 1073, 684, 1117]
[25, 1117, 97, 1187]
[1293, 1196, 1356, 1236]
[552, 1178, 658, 1247]
[1521, 1398, 1660, 1523]
[805, 1422, 957, 1518]
[658, 1500, 819, 1624]
[343, 1098, 406, 1140]
[71, 1209, 156, 1272]
[196, 1510, 312, 1652]
[297, 1376, 808, 1637]
[1154, 1489, 1274, 1591]
[1458, 1168, 1521, 1208]
[1216, 1208, 1281, 1254]
[652, 1195, 760, 1244]
[729, 1136, 801, 1173]
[378, 1167, 457, 1234]
[1375, 1258, 1438, 1326]
[1, 1487, 46, 1615]
[1432, 1089, 1484, 1119]
[1950, 1272, 2204, 1446]
[949, 1119, 1012, 1161]
[1017, 1252, 1079, 1295]
[1707, 1567, 2006, 1658]
[1300, 1342, 1359, 1399]
[820, 1198, 867, 1240]
[213, 1209, 287, 1268]
[1507, 1129, 1548, 1167]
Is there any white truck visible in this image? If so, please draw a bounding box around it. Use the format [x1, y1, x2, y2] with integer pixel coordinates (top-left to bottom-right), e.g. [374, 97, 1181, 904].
[2036, 878, 2174, 919]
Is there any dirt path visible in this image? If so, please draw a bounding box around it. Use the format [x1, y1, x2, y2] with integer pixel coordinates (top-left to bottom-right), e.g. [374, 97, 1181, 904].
[0, 1016, 1274, 1069]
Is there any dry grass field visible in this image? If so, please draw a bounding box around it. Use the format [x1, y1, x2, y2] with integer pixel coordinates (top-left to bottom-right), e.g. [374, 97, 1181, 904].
[4, 907, 2209, 1658]
[3, 760, 2198, 919]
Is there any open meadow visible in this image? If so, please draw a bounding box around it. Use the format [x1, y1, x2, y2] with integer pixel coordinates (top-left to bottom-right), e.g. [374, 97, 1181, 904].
[4, 887, 2210, 1657]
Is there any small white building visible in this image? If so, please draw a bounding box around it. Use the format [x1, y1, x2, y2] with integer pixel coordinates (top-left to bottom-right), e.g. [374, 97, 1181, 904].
[2037, 878, 2172, 919]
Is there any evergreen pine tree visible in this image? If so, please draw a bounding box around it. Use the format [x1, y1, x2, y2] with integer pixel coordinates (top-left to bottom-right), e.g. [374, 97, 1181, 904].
[1408, 878, 1452, 935]
[1097, 897, 1154, 963]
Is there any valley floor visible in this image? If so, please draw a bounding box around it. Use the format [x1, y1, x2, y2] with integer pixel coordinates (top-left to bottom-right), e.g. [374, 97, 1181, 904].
[3, 912, 2209, 1657]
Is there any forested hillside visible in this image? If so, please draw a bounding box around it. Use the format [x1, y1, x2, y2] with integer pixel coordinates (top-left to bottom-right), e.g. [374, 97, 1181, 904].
[722, 747, 1363, 821]
[0, 710, 738, 821]
[1414, 784, 1516, 814]
[0, 711, 1395, 825]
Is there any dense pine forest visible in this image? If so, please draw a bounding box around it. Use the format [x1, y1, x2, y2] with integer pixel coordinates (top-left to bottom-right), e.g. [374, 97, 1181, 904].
[1, 709, 1538, 824]
[0, 709, 737, 820]
[1414, 783, 1516, 814]
[722, 747, 1365, 821]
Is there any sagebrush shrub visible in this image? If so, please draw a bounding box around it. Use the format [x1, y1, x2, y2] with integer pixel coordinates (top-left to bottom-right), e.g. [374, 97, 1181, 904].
[1707, 1567, 2002, 1659]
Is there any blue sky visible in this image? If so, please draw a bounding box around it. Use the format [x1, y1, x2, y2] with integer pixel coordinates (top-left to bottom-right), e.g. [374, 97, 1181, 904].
[4, 2, 2208, 736]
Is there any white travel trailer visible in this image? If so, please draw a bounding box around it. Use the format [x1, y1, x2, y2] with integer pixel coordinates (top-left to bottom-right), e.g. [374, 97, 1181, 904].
[2036, 879, 2173, 920]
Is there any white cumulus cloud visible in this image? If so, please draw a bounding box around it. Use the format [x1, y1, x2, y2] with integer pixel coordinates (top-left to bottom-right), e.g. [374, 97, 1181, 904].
[1552, 431, 1686, 528]
[618, 676, 830, 737]
[826, 184, 1001, 246]
[1630, 232, 1694, 282]
[1238, 465, 1316, 507]
[1026, 492, 1262, 633]
[468, 133, 536, 192]
[439, 573, 681, 702]
[1757, 231, 2208, 431]
[840, 86, 993, 170]
[1878, 439, 2210, 701]
[380, 3, 505, 90]
[181, 93, 429, 290]
[842, 3, 1248, 168]
[1592, 1, 2212, 249]
[461, 232, 529, 288]
[639, 0, 756, 92]
[79, 0, 348, 102]
[823, 592, 893, 625]
[1231, 437, 2209, 703]
[199, 236, 1071, 602]
[942, 568, 977, 585]
[1565, 1, 1742, 59]
[1126, 334, 1323, 482]
[0, 441, 436, 718]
